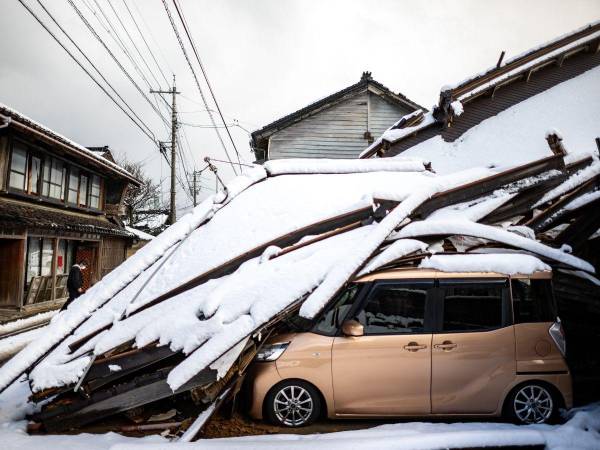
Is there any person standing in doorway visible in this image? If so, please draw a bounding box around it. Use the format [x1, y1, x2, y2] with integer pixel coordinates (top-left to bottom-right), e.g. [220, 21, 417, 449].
[63, 260, 88, 309]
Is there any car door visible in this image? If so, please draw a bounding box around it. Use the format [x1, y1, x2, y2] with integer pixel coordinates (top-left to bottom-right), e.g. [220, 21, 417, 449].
[431, 279, 516, 414]
[332, 280, 433, 415]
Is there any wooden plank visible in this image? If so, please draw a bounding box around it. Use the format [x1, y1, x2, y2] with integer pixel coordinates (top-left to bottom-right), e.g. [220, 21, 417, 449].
[415, 154, 566, 218]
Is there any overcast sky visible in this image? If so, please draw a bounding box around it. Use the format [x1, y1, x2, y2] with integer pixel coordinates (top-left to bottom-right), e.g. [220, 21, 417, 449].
[1, 0, 599, 211]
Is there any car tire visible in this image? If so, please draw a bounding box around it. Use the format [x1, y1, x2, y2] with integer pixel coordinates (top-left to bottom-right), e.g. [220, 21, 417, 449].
[506, 382, 559, 425]
[265, 380, 321, 427]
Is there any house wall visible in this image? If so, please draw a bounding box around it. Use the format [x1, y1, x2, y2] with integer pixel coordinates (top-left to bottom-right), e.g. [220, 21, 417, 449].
[268, 91, 411, 160]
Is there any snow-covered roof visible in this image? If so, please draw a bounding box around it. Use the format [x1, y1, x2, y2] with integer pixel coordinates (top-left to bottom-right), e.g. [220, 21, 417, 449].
[0, 103, 140, 185]
[0, 154, 595, 399]
[125, 226, 155, 241]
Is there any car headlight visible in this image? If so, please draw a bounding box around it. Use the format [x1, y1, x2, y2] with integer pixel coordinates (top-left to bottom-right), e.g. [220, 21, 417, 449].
[255, 342, 290, 362]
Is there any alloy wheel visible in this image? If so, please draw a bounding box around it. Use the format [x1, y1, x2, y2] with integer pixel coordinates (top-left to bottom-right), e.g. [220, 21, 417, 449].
[513, 385, 554, 424]
[273, 385, 314, 426]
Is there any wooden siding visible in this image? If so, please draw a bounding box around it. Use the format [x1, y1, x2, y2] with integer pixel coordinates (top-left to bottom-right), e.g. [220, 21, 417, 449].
[268, 90, 411, 160]
[100, 237, 126, 279]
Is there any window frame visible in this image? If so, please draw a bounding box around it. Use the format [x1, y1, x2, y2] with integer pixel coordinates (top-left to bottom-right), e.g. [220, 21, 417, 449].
[348, 280, 436, 336]
[5, 137, 106, 212]
[433, 278, 512, 334]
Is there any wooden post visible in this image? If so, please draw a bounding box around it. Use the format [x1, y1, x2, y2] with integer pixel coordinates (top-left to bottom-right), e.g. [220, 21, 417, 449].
[51, 238, 58, 302]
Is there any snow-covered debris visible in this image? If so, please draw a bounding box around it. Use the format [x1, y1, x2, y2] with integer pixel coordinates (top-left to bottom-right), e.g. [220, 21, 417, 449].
[357, 239, 428, 276]
[535, 161, 600, 207]
[263, 158, 428, 175]
[381, 111, 437, 144]
[450, 100, 464, 116]
[564, 190, 600, 210]
[401, 66, 600, 174]
[0, 311, 56, 336]
[419, 254, 551, 275]
[398, 219, 595, 273]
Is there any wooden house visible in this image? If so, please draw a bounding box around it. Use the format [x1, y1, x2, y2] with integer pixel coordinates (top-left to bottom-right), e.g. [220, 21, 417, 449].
[251, 72, 423, 162]
[0, 104, 141, 320]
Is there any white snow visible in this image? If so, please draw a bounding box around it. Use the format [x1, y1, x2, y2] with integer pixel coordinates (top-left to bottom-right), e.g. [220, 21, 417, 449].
[381, 111, 437, 144]
[108, 364, 122, 372]
[398, 219, 595, 273]
[419, 253, 551, 275]
[564, 190, 600, 210]
[450, 100, 464, 116]
[125, 226, 155, 241]
[0, 327, 46, 363]
[0, 311, 56, 335]
[263, 158, 427, 175]
[535, 161, 600, 207]
[357, 239, 428, 276]
[400, 66, 600, 174]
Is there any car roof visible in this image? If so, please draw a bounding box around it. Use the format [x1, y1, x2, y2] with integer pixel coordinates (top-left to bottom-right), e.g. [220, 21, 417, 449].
[353, 267, 552, 283]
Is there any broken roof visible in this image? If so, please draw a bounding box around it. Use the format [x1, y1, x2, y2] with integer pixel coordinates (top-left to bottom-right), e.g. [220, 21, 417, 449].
[0, 103, 140, 186]
[360, 21, 600, 161]
[250, 72, 425, 151]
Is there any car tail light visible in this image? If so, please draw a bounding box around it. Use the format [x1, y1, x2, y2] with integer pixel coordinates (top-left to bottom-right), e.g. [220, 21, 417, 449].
[549, 317, 566, 357]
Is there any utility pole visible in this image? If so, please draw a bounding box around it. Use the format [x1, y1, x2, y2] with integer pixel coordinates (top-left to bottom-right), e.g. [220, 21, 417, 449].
[151, 75, 180, 225]
[192, 171, 198, 207]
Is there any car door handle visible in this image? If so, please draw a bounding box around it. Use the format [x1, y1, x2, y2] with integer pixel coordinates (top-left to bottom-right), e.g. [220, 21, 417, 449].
[404, 342, 427, 352]
[434, 341, 457, 351]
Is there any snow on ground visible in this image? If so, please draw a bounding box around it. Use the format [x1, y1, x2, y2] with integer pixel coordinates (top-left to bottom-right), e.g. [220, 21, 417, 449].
[400, 65, 600, 174]
[0, 377, 598, 450]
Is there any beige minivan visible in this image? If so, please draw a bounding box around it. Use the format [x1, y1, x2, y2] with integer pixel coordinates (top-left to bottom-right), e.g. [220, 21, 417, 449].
[247, 268, 571, 427]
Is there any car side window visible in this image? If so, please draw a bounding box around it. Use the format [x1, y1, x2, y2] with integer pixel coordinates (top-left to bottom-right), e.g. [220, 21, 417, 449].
[441, 283, 504, 332]
[511, 279, 555, 323]
[358, 284, 427, 335]
[313, 284, 359, 335]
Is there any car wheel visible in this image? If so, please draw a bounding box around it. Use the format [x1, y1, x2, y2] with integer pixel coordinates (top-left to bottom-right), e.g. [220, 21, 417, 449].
[507, 383, 557, 424]
[265, 380, 321, 427]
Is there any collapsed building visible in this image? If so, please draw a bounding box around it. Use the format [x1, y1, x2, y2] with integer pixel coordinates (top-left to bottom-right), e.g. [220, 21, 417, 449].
[0, 21, 598, 442]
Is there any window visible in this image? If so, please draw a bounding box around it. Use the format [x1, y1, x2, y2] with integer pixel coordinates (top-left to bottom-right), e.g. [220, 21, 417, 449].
[359, 284, 428, 334]
[44, 158, 66, 200]
[29, 156, 42, 194]
[511, 279, 555, 324]
[79, 173, 88, 206]
[90, 175, 101, 209]
[26, 237, 42, 282]
[56, 239, 76, 274]
[313, 284, 358, 335]
[9, 145, 27, 190]
[441, 283, 504, 332]
[68, 167, 79, 204]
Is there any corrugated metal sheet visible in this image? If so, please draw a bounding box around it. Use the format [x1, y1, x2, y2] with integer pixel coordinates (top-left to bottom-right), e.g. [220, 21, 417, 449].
[268, 90, 411, 160]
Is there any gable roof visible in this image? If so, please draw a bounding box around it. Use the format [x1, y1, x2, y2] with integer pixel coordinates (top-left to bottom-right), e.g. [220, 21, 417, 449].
[0, 103, 140, 186]
[251, 72, 425, 155]
[360, 20, 600, 159]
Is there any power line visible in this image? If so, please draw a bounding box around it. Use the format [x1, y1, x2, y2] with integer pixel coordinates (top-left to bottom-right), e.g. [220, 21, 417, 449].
[32, 0, 158, 141]
[121, 0, 170, 87]
[172, 0, 243, 170]
[66, 0, 170, 127]
[160, 0, 239, 176]
[16, 0, 158, 145]
[105, 0, 164, 90]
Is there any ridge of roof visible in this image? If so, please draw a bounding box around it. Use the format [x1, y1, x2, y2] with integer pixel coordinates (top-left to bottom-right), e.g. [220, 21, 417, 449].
[0, 103, 140, 185]
[251, 73, 425, 144]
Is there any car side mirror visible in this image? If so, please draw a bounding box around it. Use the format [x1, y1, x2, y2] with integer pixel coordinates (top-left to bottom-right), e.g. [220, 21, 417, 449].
[342, 319, 364, 337]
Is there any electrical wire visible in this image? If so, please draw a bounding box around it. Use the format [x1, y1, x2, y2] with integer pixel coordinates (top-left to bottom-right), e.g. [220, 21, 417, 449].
[67, 0, 170, 127]
[16, 0, 158, 145]
[171, 0, 243, 170]
[160, 0, 239, 176]
[121, 0, 170, 87]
